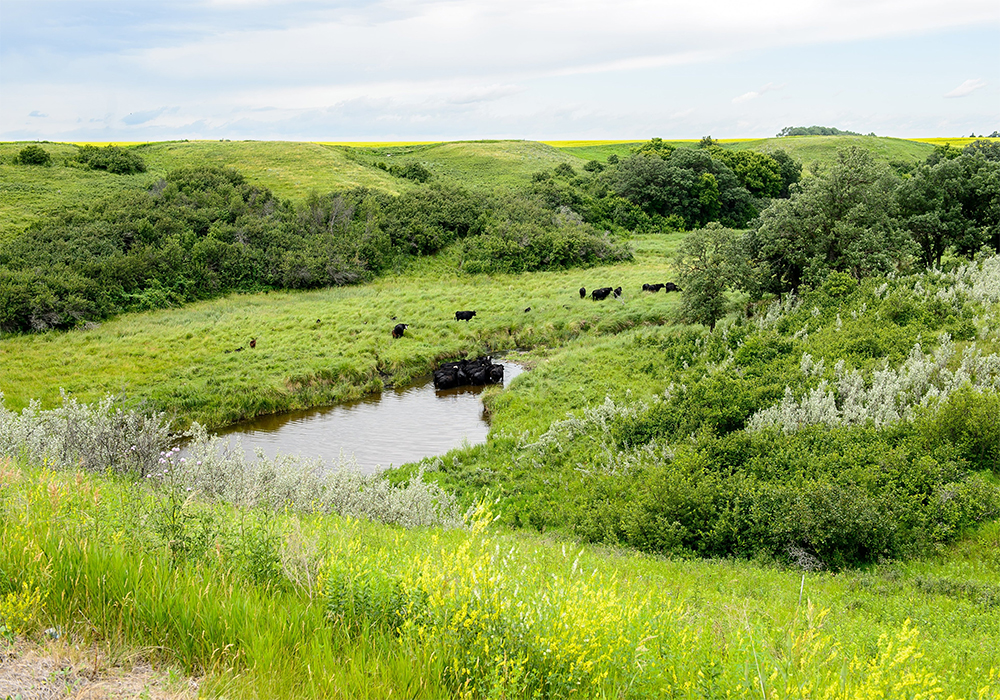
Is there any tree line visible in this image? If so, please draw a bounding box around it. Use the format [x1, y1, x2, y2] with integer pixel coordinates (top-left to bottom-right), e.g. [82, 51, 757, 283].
[674, 142, 1000, 331]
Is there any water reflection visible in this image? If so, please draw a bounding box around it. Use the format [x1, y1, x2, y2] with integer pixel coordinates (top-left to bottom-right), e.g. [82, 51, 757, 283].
[214, 359, 524, 473]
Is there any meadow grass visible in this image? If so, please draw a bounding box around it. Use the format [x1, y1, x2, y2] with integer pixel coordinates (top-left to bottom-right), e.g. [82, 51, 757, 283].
[0, 142, 153, 243]
[724, 135, 935, 170]
[1, 460, 997, 699]
[134, 140, 407, 199]
[348, 139, 592, 189]
[0, 234, 687, 428]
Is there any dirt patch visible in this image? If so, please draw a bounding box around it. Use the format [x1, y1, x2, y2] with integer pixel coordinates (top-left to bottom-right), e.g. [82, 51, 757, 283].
[0, 637, 199, 700]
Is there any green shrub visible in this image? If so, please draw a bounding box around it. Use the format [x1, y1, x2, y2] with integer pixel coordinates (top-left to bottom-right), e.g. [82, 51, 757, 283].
[915, 387, 1000, 473]
[15, 144, 51, 166]
[74, 145, 146, 174]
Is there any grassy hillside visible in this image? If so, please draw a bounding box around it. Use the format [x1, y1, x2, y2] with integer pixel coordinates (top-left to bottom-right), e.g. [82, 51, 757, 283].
[2, 459, 997, 699]
[348, 139, 589, 189]
[0, 135, 964, 245]
[724, 135, 935, 170]
[0, 139, 590, 243]
[0, 142, 151, 244]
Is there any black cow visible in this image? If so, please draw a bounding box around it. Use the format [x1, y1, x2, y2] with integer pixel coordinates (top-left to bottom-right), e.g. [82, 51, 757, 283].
[664, 282, 682, 292]
[524, 307, 531, 313]
[642, 283, 665, 292]
[613, 286, 622, 298]
[579, 287, 586, 299]
[455, 310, 477, 321]
[391, 323, 408, 339]
[433, 357, 504, 389]
[591, 287, 613, 301]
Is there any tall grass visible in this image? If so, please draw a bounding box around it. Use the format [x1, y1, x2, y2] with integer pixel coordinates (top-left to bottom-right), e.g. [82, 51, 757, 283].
[1, 461, 997, 698]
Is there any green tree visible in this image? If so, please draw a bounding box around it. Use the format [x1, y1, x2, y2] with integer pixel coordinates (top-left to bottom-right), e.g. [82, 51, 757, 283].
[15, 144, 52, 166]
[769, 149, 803, 198]
[674, 223, 739, 331]
[631, 137, 675, 159]
[748, 147, 910, 292]
[964, 139, 1000, 162]
[709, 148, 783, 198]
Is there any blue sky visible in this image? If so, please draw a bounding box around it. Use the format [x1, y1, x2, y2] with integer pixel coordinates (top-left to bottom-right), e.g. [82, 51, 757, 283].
[1, 0, 998, 141]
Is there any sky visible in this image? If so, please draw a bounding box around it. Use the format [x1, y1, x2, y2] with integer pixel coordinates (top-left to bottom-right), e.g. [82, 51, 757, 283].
[1, 0, 998, 142]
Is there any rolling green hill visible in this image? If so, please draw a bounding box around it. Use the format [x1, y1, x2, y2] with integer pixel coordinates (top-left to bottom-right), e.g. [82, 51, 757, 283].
[0, 136, 965, 244]
[722, 135, 936, 170]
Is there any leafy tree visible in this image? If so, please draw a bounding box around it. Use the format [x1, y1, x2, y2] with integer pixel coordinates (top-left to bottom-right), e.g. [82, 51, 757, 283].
[925, 143, 963, 166]
[674, 223, 740, 331]
[553, 162, 575, 177]
[748, 147, 910, 292]
[964, 139, 1000, 162]
[708, 148, 783, 198]
[898, 156, 979, 267]
[631, 137, 675, 157]
[15, 144, 51, 166]
[767, 149, 802, 198]
[698, 135, 718, 149]
[607, 150, 756, 230]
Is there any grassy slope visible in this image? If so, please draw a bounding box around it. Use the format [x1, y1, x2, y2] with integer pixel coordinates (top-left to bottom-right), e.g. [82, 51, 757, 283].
[349, 139, 590, 189]
[4, 462, 998, 699]
[724, 135, 935, 168]
[0, 139, 591, 242]
[0, 142, 152, 244]
[549, 135, 939, 167]
[0, 235, 686, 428]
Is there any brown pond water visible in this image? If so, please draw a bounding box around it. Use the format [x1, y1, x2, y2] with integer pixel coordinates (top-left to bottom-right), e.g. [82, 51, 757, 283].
[213, 359, 525, 473]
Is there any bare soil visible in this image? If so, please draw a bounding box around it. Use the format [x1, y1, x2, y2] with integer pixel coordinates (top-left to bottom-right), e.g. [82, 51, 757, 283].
[0, 637, 199, 700]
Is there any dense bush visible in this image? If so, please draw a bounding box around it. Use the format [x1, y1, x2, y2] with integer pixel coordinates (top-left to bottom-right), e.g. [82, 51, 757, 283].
[15, 144, 51, 166]
[461, 194, 632, 274]
[73, 145, 147, 174]
[441, 258, 1000, 568]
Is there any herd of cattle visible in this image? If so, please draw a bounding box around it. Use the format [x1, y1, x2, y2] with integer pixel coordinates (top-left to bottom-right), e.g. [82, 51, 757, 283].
[393, 282, 682, 339]
[433, 356, 505, 389]
[389, 281, 680, 389]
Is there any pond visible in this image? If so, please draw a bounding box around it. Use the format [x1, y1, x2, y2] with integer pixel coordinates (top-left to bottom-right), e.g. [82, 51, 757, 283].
[213, 358, 525, 473]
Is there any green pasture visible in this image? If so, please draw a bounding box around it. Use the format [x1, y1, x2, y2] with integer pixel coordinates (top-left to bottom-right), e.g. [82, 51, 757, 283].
[0, 234, 687, 429]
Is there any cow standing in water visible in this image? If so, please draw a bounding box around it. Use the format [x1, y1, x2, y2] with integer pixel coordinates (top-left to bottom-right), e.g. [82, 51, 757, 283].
[391, 323, 408, 339]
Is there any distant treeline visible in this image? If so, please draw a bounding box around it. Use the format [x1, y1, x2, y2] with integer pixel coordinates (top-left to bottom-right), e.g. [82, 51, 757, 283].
[777, 126, 862, 137]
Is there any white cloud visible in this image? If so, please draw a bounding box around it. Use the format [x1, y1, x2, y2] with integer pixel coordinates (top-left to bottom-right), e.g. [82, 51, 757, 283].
[2, 0, 998, 140]
[732, 83, 785, 104]
[944, 78, 987, 97]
